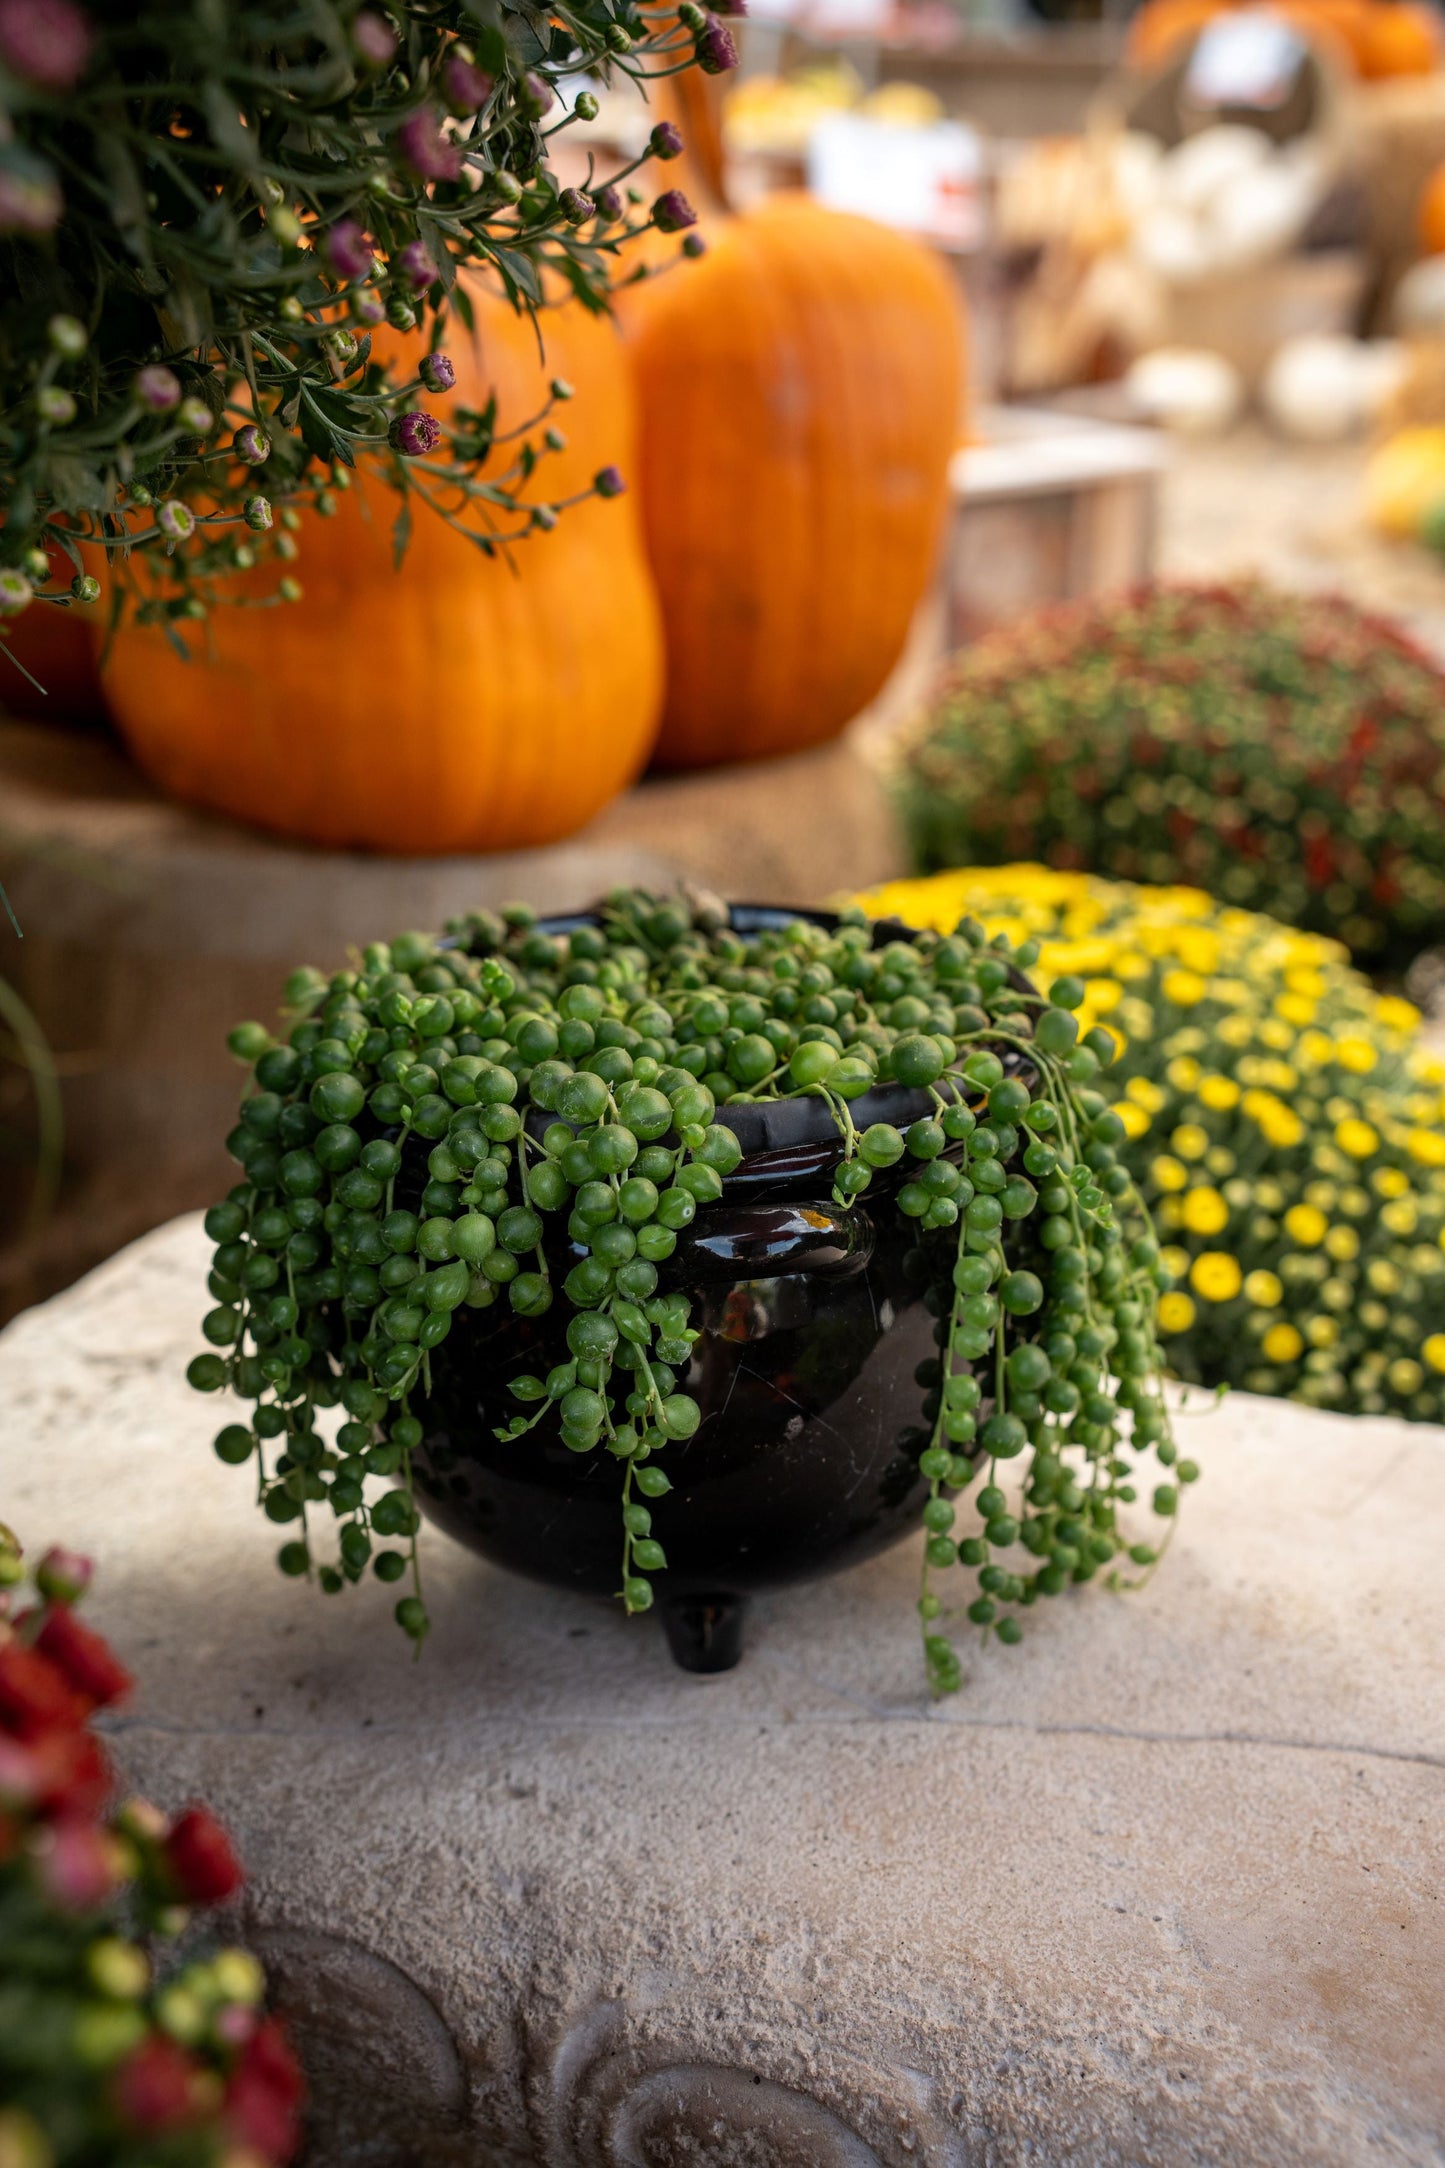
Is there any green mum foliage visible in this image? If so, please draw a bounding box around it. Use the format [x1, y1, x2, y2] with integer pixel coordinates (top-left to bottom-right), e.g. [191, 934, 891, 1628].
[0, 0, 718, 647]
[862, 866, 1445, 1425]
[191, 890, 1188, 1693]
[895, 581, 1445, 971]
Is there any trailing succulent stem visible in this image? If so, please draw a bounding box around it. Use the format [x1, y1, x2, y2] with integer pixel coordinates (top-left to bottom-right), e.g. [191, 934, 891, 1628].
[189, 890, 1187, 1689]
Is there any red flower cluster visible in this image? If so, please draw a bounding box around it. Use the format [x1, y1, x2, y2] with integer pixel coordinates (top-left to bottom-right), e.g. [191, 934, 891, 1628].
[0, 1531, 303, 2166]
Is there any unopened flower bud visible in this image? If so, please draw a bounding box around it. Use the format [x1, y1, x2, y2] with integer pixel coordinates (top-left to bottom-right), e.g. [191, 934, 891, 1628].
[695, 14, 739, 72]
[591, 184, 623, 224]
[178, 396, 213, 435]
[157, 500, 194, 540]
[442, 51, 492, 114]
[353, 8, 396, 66]
[71, 573, 100, 603]
[678, 1, 707, 25]
[531, 504, 558, 532]
[594, 465, 625, 498]
[398, 107, 463, 182]
[517, 71, 554, 119]
[266, 204, 303, 246]
[87, 1936, 149, 2001]
[573, 90, 599, 121]
[386, 297, 418, 330]
[325, 218, 372, 280]
[234, 424, 269, 465]
[278, 294, 305, 324]
[0, 0, 92, 89]
[325, 329, 359, 366]
[419, 351, 455, 392]
[135, 364, 181, 412]
[210, 1948, 265, 2004]
[278, 575, 303, 603]
[394, 237, 438, 292]
[649, 120, 684, 161]
[36, 384, 74, 424]
[244, 495, 273, 532]
[388, 410, 441, 457]
[351, 288, 386, 326]
[605, 22, 631, 50]
[681, 231, 707, 259]
[0, 167, 63, 236]
[550, 376, 574, 401]
[491, 170, 524, 205]
[36, 1545, 93, 1602]
[558, 186, 593, 227]
[0, 570, 34, 618]
[47, 312, 85, 357]
[651, 189, 697, 234]
[22, 547, 49, 583]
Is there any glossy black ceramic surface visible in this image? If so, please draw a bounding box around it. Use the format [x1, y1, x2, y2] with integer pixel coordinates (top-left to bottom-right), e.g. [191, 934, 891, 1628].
[411, 905, 1034, 1672]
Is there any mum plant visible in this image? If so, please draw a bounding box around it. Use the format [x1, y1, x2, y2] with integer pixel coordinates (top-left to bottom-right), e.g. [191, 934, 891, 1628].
[894, 581, 1445, 971]
[0, 1526, 301, 2168]
[0, 0, 729, 654]
[861, 866, 1445, 1424]
[189, 891, 1192, 1695]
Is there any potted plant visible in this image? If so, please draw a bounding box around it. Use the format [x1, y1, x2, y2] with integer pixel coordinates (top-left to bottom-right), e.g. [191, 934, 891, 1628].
[188, 892, 1189, 1692]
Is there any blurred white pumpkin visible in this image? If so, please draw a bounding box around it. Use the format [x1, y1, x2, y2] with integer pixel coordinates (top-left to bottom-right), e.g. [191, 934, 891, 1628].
[1125, 346, 1245, 432]
[1262, 335, 1407, 439]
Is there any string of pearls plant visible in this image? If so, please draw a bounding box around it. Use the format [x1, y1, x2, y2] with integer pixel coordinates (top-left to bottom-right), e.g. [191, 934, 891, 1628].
[189, 892, 1191, 1693]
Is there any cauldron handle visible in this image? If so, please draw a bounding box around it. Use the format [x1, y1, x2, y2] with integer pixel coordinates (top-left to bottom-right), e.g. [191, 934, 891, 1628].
[669, 1200, 874, 1286]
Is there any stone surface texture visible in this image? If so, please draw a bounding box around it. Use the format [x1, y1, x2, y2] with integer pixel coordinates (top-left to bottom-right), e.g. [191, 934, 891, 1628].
[3, 1222, 1444, 2168]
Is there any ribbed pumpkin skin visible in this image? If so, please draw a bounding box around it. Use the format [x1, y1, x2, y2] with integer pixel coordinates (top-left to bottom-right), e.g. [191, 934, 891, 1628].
[102, 292, 663, 854]
[617, 193, 964, 771]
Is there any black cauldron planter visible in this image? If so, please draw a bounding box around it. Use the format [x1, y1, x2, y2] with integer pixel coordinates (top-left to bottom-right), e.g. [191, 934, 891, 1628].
[409, 908, 1035, 1674]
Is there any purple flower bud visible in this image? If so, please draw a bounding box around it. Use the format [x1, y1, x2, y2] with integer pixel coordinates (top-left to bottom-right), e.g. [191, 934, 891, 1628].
[353, 9, 396, 66]
[36, 385, 75, 424]
[234, 425, 270, 466]
[244, 495, 273, 532]
[594, 466, 625, 499]
[558, 186, 593, 228]
[649, 120, 684, 161]
[681, 231, 707, 259]
[442, 51, 492, 114]
[36, 1547, 92, 1603]
[325, 219, 372, 280]
[517, 72, 554, 120]
[0, 0, 91, 89]
[592, 184, 623, 224]
[0, 569, 32, 618]
[532, 505, 558, 532]
[394, 238, 439, 292]
[351, 288, 386, 326]
[397, 108, 463, 183]
[651, 189, 697, 235]
[178, 396, 213, 435]
[157, 499, 195, 540]
[0, 165, 63, 236]
[695, 15, 739, 73]
[419, 351, 456, 393]
[388, 410, 442, 457]
[136, 364, 181, 412]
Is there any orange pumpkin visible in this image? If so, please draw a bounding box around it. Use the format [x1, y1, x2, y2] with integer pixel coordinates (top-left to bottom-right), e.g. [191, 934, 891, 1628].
[1421, 156, 1445, 249]
[615, 154, 964, 771]
[0, 542, 107, 724]
[100, 289, 664, 854]
[1356, 0, 1441, 75]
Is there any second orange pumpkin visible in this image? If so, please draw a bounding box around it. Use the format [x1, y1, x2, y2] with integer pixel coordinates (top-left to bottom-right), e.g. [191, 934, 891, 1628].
[616, 191, 965, 771]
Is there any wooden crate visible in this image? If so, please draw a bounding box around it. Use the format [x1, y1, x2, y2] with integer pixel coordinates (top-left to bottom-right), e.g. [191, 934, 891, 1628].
[942, 403, 1169, 646]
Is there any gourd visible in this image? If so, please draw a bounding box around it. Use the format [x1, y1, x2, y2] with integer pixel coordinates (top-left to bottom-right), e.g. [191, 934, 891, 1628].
[1356, 0, 1441, 75]
[1364, 423, 1445, 534]
[615, 86, 965, 771]
[100, 289, 664, 855]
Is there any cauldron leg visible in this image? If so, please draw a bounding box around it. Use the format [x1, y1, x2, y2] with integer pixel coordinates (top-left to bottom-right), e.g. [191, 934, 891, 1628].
[659, 1592, 747, 1674]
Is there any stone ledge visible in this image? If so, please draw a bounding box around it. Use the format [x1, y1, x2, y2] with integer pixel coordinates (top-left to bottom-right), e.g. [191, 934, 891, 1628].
[1, 1215, 1442, 2166]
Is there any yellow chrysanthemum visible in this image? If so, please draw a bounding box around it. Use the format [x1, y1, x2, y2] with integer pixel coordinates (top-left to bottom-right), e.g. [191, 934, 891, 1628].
[1181, 1186, 1229, 1235]
[1244, 1269, 1283, 1308]
[1262, 1322, 1304, 1362]
[1151, 1155, 1187, 1192]
[1407, 1127, 1445, 1168]
[1389, 1359, 1424, 1396]
[1166, 1055, 1202, 1091]
[1162, 969, 1208, 1008]
[1383, 1199, 1419, 1237]
[1283, 1203, 1327, 1246]
[1157, 1291, 1196, 1334]
[1424, 1334, 1445, 1374]
[1334, 1118, 1379, 1159]
[1125, 1076, 1167, 1113]
[1306, 1316, 1338, 1347]
[1334, 1037, 1377, 1074]
[1275, 993, 1316, 1027]
[1190, 1251, 1242, 1302]
[1376, 996, 1420, 1034]
[1160, 1245, 1190, 1284]
[1324, 1225, 1359, 1262]
[1197, 1074, 1241, 1111]
[1374, 1168, 1410, 1199]
[1172, 1124, 1208, 1161]
[1113, 1100, 1151, 1141]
